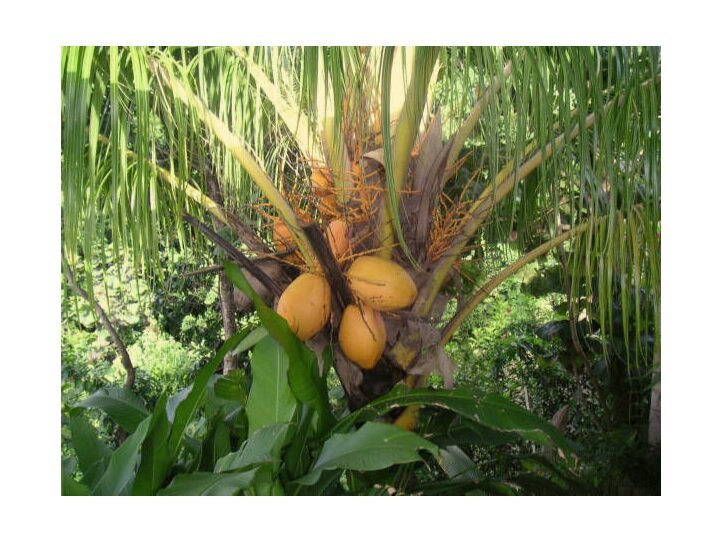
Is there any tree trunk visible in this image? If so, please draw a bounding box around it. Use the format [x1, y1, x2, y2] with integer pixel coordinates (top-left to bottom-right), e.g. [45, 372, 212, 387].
[205, 173, 239, 374]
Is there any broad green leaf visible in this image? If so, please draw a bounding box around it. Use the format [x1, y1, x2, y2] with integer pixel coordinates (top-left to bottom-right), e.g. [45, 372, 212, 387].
[437, 445, 480, 482]
[92, 415, 152, 495]
[224, 261, 332, 430]
[199, 415, 232, 473]
[293, 470, 343, 496]
[231, 326, 268, 355]
[133, 395, 172, 496]
[415, 477, 518, 496]
[446, 416, 520, 447]
[157, 470, 258, 496]
[204, 374, 232, 420]
[296, 422, 438, 486]
[333, 387, 576, 456]
[78, 387, 150, 433]
[168, 330, 248, 458]
[215, 422, 291, 473]
[61, 457, 77, 477]
[61, 473, 91, 496]
[519, 455, 584, 493]
[214, 369, 248, 404]
[284, 404, 314, 479]
[246, 336, 297, 434]
[166, 385, 192, 423]
[68, 414, 111, 489]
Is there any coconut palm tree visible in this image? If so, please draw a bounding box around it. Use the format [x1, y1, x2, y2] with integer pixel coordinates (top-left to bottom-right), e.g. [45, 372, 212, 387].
[61, 46, 660, 439]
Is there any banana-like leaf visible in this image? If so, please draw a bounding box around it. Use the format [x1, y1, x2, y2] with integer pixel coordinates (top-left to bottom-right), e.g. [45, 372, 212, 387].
[246, 336, 298, 435]
[77, 387, 150, 433]
[296, 421, 438, 486]
[157, 470, 258, 496]
[333, 386, 577, 456]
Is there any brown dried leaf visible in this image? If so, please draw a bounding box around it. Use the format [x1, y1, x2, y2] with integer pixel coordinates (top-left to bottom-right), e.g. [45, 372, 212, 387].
[232, 261, 283, 313]
[407, 345, 456, 389]
[437, 348, 456, 389]
[362, 148, 385, 169]
[412, 114, 443, 193]
[306, 333, 330, 375]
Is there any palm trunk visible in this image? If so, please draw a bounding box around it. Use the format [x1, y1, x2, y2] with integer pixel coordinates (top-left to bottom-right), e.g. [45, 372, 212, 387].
[205, 174, 239, 374]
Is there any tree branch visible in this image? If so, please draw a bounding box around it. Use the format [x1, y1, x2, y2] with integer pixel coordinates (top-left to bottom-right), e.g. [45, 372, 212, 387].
[182, 213, 284, 298]
[61, 253, 135, 390]
[301, 222, 354, 313]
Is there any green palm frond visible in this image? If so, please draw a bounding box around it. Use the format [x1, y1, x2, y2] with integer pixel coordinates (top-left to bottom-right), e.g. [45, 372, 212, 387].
[61, 46, 660, 364]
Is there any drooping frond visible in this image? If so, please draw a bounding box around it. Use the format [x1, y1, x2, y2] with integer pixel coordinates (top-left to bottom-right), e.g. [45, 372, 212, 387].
[61, 46, 660, 366]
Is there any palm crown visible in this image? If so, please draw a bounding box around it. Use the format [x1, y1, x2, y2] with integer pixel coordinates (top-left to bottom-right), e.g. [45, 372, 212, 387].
[61, 46, 660, 412]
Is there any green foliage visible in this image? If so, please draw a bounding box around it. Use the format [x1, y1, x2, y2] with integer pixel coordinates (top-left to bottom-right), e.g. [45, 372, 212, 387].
[116, 327, 202, 402]
[61, 242, 230, 479]
[61, 263, 584, 496]
[296, 422, 439, 486]
[441, 251, 658, 493]
[77, 387, 150, 433]
[150, 251, 223, 356]
[61, 46, 661, 496]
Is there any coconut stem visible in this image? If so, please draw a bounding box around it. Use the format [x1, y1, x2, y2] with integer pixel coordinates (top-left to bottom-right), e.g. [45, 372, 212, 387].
[183, 213, 284, 297]
[302, 223, 354, 312]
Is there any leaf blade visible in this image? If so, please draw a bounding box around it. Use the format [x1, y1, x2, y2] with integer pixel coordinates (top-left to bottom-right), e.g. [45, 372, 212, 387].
[157, 470, 258, 496]
[92, 415, 152, 495]
[78, 387, 150, 433]
[296, 422, 438, 486]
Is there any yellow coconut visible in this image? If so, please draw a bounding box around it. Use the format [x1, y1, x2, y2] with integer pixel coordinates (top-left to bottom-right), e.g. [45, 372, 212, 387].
[310, 167, 333, 194]
[276, 273, 331, 341]
[325, 219, 350, 261]
[311, 168, 339, 216]
[272, 219, 298, 264]
[346, 256, 418, 311]
[272, 217, 307, 265]
[338, 303, 386, 370]
[272, 218, 294, 252]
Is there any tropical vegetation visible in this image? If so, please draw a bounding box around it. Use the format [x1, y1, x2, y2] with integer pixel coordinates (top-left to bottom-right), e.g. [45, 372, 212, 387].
[61, 46, 661, 495]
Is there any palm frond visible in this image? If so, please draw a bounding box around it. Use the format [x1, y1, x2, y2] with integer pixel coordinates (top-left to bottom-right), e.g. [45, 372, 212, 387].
[61, 46, 661, 366]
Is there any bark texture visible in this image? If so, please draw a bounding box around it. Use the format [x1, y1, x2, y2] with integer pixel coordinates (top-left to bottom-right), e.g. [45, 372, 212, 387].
[206, 174, 239, 374]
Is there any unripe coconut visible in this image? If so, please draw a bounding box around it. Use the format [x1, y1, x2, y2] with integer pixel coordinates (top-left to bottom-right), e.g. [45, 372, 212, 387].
[276, 273, 331, 341]
[339, 303, 386, 370]
[346, 256, 418, 311]
[325, 219, 350, 261]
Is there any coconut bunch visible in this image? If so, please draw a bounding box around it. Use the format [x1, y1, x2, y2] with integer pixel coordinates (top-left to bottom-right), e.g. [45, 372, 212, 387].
[276, 252, 417, 369]
[255, 48, 462, 408]
[269, 159, 420, 373]
[261, 117, 456, 412]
